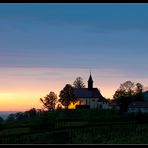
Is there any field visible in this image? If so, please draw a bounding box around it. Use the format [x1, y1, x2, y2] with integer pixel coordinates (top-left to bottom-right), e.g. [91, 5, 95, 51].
[0, 109, 148, 144]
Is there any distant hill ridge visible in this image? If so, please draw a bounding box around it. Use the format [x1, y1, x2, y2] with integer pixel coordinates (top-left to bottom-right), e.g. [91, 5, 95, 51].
[0, 111, 18, 120]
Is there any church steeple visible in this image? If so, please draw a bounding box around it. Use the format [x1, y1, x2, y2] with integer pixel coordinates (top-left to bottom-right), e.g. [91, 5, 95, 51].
[88, 73, 93, 90]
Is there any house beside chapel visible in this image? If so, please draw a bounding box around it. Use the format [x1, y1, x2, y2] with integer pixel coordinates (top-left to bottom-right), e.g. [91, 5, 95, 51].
[128, 101, 148, 113]
[127, 91, 148, 114]
[74, 74, 109, 109]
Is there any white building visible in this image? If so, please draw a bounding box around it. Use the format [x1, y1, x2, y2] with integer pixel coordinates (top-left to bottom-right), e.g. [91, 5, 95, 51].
[73, 74, 110, 109]
[128, 101, 148, 113]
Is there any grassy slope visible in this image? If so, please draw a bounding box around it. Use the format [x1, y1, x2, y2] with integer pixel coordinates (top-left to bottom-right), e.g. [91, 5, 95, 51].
[0, 109, 148, 144]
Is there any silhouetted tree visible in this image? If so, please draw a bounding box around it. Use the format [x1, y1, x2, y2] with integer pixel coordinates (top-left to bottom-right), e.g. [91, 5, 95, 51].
[134, 83, 144, 101]
[15, 112, 24, 121]
[136, 83, 143, 93]
[59, 84, 76, 109]
[55, 101, 64, 110]
[56, 104, 63, 110]
[73, 77, 85, 88]
[24, 108, 37, 118]
[40, 91, 57, 111]
[0, 116, 3, 130]
[0, 116, 3, 123]
[113, 80, 144, 112]
[6, 114, 16, 123]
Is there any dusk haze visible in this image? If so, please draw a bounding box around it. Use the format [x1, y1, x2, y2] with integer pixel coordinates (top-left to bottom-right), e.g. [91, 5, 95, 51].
[1, 3, 148, 112]
[1, 3, 148, 145]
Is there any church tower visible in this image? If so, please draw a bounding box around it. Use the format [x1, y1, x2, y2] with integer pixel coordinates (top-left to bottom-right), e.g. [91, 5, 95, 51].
[88, 73, 93, 90]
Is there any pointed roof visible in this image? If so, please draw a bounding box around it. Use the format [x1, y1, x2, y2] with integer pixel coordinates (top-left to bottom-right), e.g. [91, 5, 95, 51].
[88, 73, 93, 82]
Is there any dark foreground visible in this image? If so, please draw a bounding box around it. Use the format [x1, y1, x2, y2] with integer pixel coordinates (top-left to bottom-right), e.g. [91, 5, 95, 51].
[0, 109, 148, 144]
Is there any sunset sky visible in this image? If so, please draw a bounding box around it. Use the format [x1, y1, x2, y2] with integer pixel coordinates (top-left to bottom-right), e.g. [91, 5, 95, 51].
[1, 3, 148, 111]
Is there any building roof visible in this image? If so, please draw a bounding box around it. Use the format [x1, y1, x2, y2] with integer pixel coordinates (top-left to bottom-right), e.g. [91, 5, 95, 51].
[73, 88, 106, 101]
[88, 74, 93, 82]
[128, 101, 148, 108]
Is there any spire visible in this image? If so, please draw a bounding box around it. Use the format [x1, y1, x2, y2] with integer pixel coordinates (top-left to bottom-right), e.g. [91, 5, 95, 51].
[88, 72, 93, 90]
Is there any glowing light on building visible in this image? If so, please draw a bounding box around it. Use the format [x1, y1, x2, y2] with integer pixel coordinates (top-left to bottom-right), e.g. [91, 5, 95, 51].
[68, 100, 80, 109]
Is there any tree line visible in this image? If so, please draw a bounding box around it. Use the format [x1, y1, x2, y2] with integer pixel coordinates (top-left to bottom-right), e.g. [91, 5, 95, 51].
[113, 81, 143, 112]
[0, 77, 144, 124]
[40, 77, 144, 113]
[40, 77, 85, 110]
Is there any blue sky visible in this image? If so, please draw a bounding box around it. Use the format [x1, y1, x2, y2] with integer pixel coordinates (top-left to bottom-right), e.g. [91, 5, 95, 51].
[1, 3, 148, 70]
[1, 4, 148, 108]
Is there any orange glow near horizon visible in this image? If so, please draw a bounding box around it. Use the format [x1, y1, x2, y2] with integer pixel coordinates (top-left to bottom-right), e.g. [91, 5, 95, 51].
[0, 92, 43, 112]
[1, 67, 148, 112]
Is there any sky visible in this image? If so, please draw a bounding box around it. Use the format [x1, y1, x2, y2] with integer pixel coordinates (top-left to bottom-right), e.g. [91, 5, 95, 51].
[1, 3, 148, 111]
